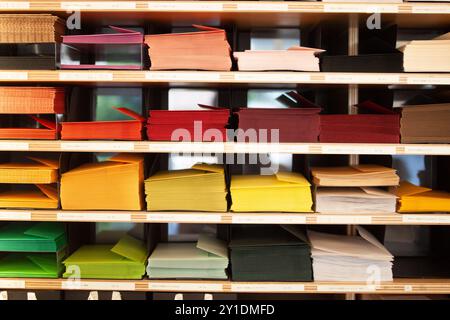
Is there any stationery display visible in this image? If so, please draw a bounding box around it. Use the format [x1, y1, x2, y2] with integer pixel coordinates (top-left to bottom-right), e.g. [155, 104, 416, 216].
[396, 181, 450, 213]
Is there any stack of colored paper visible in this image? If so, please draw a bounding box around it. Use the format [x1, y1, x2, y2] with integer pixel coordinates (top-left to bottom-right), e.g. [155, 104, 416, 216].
[147, 108, 230, 141]
[0, 87, 65, 114]
[234, 46, 324, 71]
[145, 25, 232, 71]
[145, 164, 227, 212]
[230, 172, 313, 212]
[61, 154, 144, 210]
[396, 181, 450, 212]
[63, 235, 147, 279]
[400, 103, 450, 143]
[229, 225, 312, 281]
[0, 115, 57, 139]
[0, 222, 67, 278]
[61, 107, 145, 140]
[311, 165, 400, 187]
[147, 234, 228, 279]
[0, 14, 65, 43]
[0, 185, 58, 209]
[308, 226, 394, 282]
[320, 101, 400, 143]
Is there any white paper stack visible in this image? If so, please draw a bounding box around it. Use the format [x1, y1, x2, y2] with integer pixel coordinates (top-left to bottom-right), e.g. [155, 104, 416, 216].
[308, 226, 393, 282]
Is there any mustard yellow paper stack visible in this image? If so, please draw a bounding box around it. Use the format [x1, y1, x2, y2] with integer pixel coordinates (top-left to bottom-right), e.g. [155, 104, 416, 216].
[396, 181, 450, 212]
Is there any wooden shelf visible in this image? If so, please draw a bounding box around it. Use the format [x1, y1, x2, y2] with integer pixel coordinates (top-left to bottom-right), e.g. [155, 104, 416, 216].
[1, 278, 450, 294]
[0, 71, 449, 86]
[1, 210, 450, 225]
[0, 140, 449, 155]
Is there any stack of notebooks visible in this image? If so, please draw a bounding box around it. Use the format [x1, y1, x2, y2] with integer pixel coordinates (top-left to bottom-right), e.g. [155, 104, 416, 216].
[147, 107, 230, 142]
[233, 46, 324, 71]
[63, 235, 147, 279]
[0, 222, 67, 278]
[396, 181, 450, 213]
[400, 103, 450, 143]
[145, 164, 228, 212]
[144, 25, 232, 71]
[0, 87, 63, 140]
[401, 32, 450, 72]
[229, 225, 312, 281]
[320, 101, 400, 143]
[60, 154, 144, 210]
[147, 234, 228, 279]
[61, 107, 145, 140]
[308, 226, 394, 282]
[230, 172, 313, 212]
[312, 165, 399, 213]
[0, 157, 59, 209]
[236, 91, 321, 143]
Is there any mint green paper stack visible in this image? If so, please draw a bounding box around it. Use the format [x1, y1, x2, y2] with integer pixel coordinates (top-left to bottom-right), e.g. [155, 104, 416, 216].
[0, 222, 67, 278]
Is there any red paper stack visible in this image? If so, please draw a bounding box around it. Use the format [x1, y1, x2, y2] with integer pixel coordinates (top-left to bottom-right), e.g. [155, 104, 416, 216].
[61, 107, 144, 140]
[147, 107, 230, 142]
[320, 101, 400, 143]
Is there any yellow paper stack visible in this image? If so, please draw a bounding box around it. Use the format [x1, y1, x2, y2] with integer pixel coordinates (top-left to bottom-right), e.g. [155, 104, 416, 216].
[396, 181, 450, 212]
[60, 154, 144, 210]
[230, 172, 313, 212]
[145, 164, 227, 212]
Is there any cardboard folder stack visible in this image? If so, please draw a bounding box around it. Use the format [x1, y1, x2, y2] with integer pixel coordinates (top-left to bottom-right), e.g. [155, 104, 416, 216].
[230, 225, 312, 281]
[63, 235, 147, 279]
[145, 164, 228, 212]
[61, 107, 145, 140]
[320, 101, 400, 143]
[0, 157, 59, 209]
[147, 234, 228, 279]
[60, 154, 144, 210]
[308, 226, 394, 282]
[0, 14, 65, 43]
[401, 32, 450, 72]
[145, 25, 232, 71]
[0, 222, 67, 278]
[147, 108, 230, 141]
[400, 103, 450, 143]
[234, 46, 324, 71]
[395, 181, 450, 213]
[230, 172, 313, 212]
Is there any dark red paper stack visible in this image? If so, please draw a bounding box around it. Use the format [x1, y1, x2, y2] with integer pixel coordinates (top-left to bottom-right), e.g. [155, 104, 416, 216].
[320, 101, 400, 143]
[147, 108, 230, 142]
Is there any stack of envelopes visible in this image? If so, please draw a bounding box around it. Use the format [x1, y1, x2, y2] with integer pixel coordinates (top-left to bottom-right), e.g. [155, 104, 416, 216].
[147, 108, 230, 141]
[229, 225, 312, 281]
[61, 107, 145, 140]
[0, 115, 57, 140]
[230, 172, 313, 212]
[0, 222, 67, 278]
[0, 157, 59, 209]
[145, 25, 232, 71]
[400, 103, 450, 143]
[145, 164, 227, 212]
[60, 153, 144, 210]
[320, 101, 400, 143]
[308, 226, 394, 282]
[395, 181, 450, 212]
[63, 235, 147, 279]
[234, 46, 324, 71]
[0, 87, 65, 114]
[147, 234, 228, 279]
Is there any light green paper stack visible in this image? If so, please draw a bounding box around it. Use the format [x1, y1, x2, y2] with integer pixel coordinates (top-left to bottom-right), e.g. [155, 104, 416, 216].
[63, 235, 148, 279]
[147, 234, 229, 279]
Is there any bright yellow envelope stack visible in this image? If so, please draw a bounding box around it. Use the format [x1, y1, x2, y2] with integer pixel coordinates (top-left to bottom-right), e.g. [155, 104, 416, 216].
[60, 154, 144, 210]
[0, 184, 58, 209]
[230, 172, 313, 212]
[396, 181, 450, 212]
[0, 157, 58, 184]
[145, 164, 228, 212]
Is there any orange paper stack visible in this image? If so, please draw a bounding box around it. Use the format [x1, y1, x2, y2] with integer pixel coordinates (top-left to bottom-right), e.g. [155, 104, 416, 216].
[145, 25, 232, 71]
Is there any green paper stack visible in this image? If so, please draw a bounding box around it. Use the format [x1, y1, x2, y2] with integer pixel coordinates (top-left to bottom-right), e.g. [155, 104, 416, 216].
[147, 234, 229, 279]
[0, 222, 67, 278]
[229, 225, 313, 281]
[63, 235, 148, 279]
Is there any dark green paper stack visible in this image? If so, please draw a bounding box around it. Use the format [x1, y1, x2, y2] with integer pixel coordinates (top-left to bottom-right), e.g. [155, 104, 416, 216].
[229, 225, 312, 281]
[0, 222, 67, 278]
